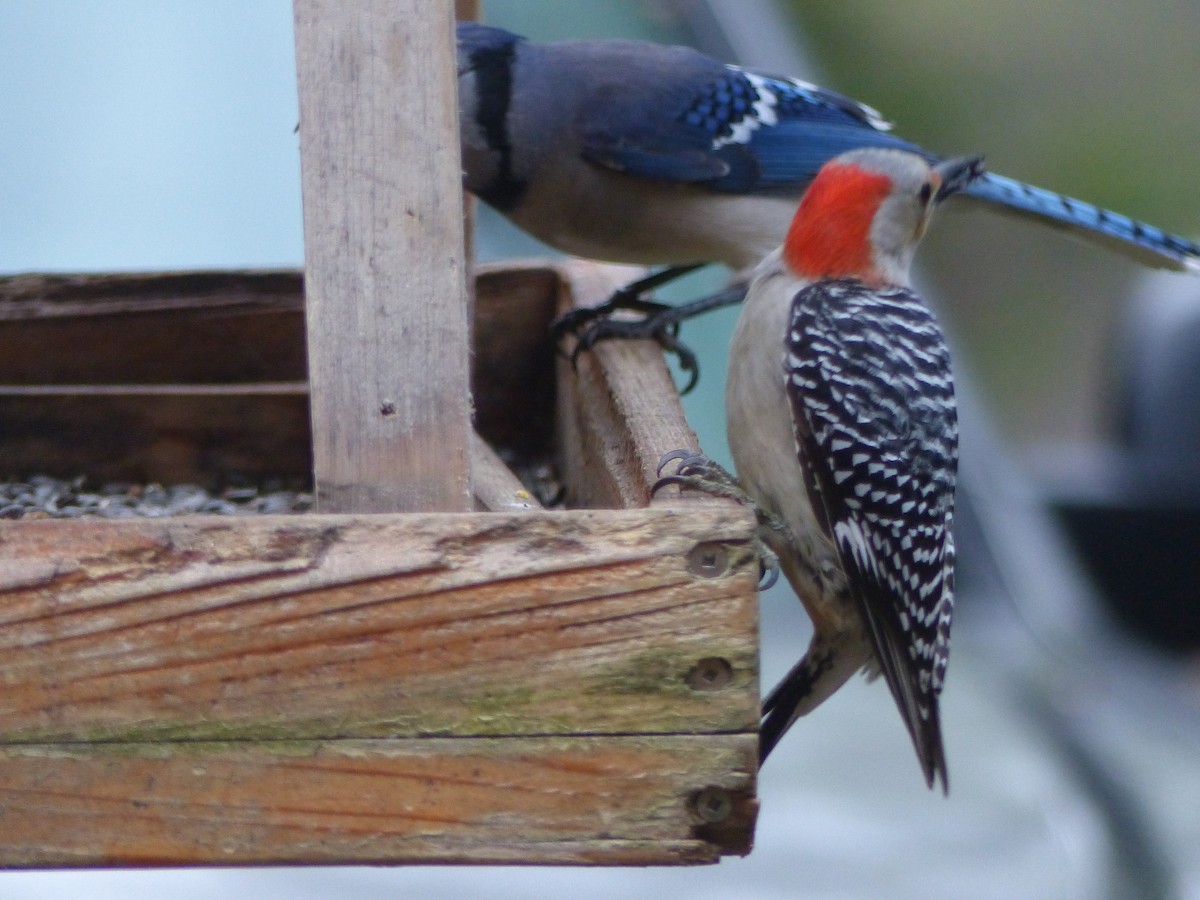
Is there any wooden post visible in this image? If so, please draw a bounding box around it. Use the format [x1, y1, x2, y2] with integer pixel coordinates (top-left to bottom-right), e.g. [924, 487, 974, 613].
[294, 0, 472, 513]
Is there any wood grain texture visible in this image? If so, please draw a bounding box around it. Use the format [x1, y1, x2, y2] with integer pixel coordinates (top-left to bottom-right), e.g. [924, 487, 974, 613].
[0, 270, 306, 385]
[0, 257, 763, 865]
[0, 264, 560, 485]
[294, 0, 471, 513]
[0, 509, 758, 742]
[470, 430, 541, 511]
[555, 261, 722, 512]
[471, 264, 560, 458]
[0, 508, 759, 865]
[0, 735, 755, 867]
[0, 387, 311, 483]
[454, 0, 479, 23]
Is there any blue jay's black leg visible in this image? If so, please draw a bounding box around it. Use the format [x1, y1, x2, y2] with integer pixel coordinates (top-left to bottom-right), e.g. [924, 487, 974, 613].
[652, 450, 788, 589]
[552, 263, 707, 341]
[563, 281, 749, 394]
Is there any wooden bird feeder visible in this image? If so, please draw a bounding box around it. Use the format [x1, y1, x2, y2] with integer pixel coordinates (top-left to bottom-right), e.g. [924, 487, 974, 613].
[0, 1, 760, 867]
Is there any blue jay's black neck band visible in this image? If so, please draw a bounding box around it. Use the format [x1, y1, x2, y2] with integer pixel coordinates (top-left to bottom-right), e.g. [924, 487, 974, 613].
[469, 38, 525, 210]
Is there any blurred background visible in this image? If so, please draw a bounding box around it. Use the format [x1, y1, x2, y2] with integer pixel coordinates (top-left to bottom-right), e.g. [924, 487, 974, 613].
[2, 0, 1200, 897]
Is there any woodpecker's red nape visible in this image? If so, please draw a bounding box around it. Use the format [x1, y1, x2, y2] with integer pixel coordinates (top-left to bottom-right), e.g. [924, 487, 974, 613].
[783, 162, 892, 284]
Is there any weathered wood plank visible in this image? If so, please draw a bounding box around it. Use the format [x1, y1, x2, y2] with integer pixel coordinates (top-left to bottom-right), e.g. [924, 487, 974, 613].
[470, 430, 541, 511]
[0, 509, 758, 743]
[0, 506, 760, 865]
[0, 388, 312, 484]
[555, 262, 721, 511]
[454, 0, 479, 24]
[0, 265, 562, 485]
[471, 264, 560, 457]
[0, 735, 755, 867]
[0, 270, 306, 385]
[0, 269, 302, 317]
[294, 0, 471, 513]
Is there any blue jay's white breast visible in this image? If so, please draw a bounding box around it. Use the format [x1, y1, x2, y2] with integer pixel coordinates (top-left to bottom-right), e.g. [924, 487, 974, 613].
[505, 160, 798, 271]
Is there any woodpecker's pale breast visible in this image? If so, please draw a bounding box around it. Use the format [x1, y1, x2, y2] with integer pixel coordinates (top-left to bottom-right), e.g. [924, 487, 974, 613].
[726, 253, 857, 636]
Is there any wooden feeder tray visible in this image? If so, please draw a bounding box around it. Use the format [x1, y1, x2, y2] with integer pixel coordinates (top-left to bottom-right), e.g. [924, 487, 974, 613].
[0, 261, 760, 866]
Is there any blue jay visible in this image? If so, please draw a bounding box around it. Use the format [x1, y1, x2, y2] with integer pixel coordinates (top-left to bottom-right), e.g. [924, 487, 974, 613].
[457, 23, 1200, 382]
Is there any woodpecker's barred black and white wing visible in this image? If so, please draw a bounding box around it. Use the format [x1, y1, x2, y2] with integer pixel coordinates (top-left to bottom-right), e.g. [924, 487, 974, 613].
[777, 278, 958, 792]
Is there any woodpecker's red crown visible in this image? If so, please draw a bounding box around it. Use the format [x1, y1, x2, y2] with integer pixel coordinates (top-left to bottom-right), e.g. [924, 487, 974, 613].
[783, 160, 893, 284]
[783, 149, 984, 286]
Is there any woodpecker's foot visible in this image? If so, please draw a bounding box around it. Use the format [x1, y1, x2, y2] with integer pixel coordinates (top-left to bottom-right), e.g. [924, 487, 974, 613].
[652, 450, 789, 589]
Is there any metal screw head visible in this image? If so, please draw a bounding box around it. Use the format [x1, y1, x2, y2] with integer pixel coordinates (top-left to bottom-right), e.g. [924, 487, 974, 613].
[685, 657, 733, 691]
[686, 542, 729, 578]
[692, 786, 733, 824]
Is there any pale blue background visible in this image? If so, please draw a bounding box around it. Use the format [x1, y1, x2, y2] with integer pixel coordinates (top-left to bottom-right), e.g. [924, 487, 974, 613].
[1, 2, 303, 272]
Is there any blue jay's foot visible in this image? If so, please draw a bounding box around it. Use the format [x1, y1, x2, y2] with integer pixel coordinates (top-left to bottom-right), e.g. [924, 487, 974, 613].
[572, 314, 702, 394]
[552, 264, 704, 342]
[553, 267, 748, 396]
[553, 265, 704, 393]
[652, 449, 790, 590]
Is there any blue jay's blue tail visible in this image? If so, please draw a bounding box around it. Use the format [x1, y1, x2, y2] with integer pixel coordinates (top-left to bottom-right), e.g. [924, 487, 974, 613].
[963, 172, 1200, 273]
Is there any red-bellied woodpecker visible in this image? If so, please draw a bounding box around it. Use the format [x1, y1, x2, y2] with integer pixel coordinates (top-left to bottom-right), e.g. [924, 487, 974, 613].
[661, 147, 977, 791]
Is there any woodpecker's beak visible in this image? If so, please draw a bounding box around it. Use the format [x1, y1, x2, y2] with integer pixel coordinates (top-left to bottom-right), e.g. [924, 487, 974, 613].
[933, 156, 986, 202]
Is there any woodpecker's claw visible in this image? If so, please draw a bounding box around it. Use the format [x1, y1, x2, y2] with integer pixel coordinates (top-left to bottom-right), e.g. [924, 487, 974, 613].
[652, 450, 740, 494]
[655, 449, 699, 478]
[758, 562, 780, 591]
[652, 450, 789, 591]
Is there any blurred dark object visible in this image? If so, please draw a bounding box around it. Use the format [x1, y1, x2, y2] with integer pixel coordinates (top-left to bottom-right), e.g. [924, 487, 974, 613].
[1045, 274, 1200, 652]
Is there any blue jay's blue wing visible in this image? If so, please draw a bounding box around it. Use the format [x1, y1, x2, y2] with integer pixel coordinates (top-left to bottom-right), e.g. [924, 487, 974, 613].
[711, 119, 925, 194]
[581, 66, 925, 195]
[580, 123, 733, 182]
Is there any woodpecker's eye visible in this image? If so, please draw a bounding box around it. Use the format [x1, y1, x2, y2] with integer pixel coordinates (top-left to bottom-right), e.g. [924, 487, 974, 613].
[918, 182, 934, 205]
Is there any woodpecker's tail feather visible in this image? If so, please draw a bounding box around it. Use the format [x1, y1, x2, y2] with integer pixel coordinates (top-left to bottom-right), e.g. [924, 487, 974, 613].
[963, 172, 1200, 273]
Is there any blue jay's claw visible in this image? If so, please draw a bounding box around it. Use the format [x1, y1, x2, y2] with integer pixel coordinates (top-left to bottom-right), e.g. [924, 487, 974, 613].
[559, 281, 749, 395]
[551, 264, 702, 343]
[553, 266, 708, 393]
[569, 314, 700, 395]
